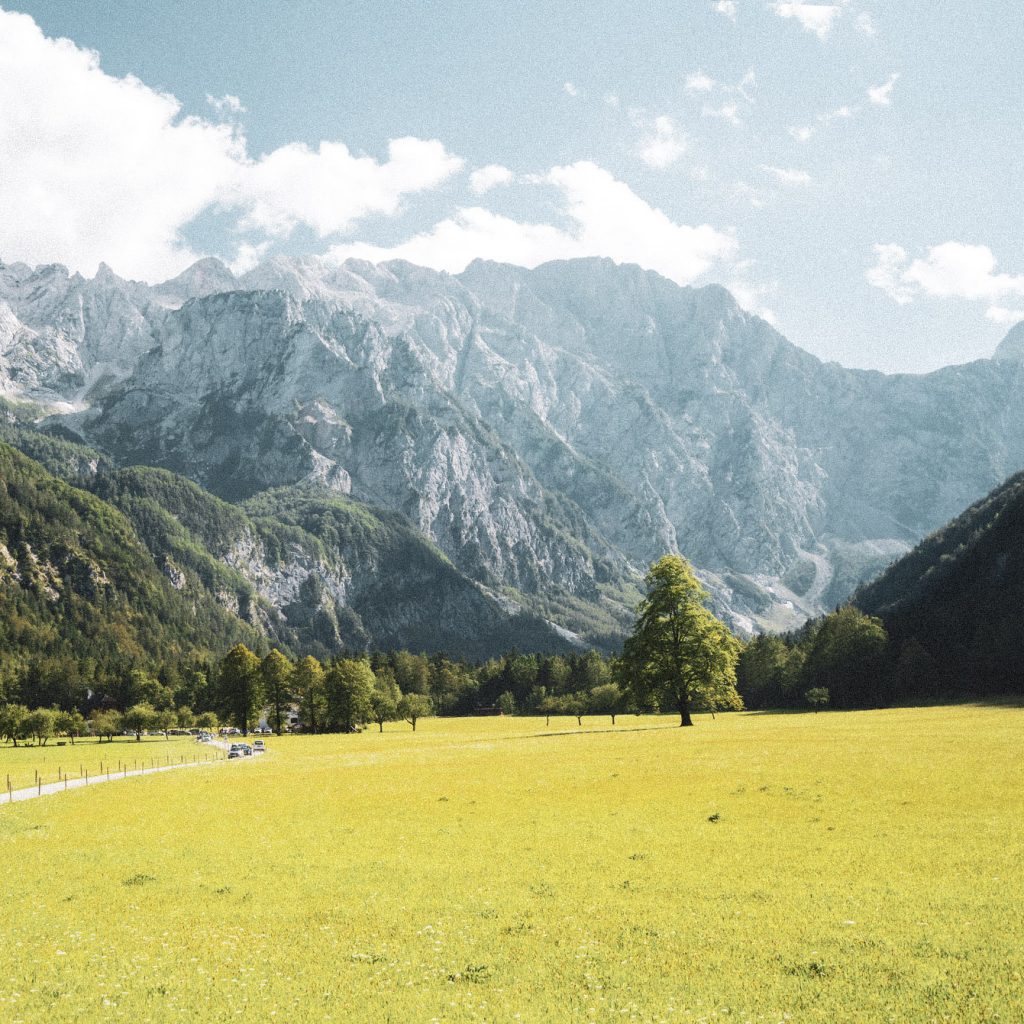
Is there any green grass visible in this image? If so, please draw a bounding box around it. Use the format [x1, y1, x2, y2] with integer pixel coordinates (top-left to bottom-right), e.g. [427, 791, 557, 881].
[0, 736, 213, 793]
[1, 707, 1022, 1022]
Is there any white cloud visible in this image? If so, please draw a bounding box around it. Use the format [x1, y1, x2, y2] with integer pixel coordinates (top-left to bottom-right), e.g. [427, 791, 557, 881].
[233, 137, 463, 238]
[986, 306, 1024, 326]
[563, 81, 579, 96]
[868, 72, 900, 106]
[0, 9, 463, 281]
[761, 165, 812, 185]
[733, 69, 757, 103]
[686, 71, 716, 93]
[855, 11, 876, 35]
[229, 241, 270, 276]
[469, 164, 514, 195]
[206, 93, 245, 115]
[866, 244, 915, 303]
[788, 126, 814, 142]
[867, 242, 1024, 319]
[714, 1, 738, 20]
[604, 92, 621, 108]
[770, 3, 843, 40]
[638, 116, 687, 169]
[327, 161, 737, 287]
[819, 104, 856, 124]
[703, 102, 742, 125]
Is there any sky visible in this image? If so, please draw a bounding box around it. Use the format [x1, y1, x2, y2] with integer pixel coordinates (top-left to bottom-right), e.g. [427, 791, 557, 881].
[1, 1, 1022, 373]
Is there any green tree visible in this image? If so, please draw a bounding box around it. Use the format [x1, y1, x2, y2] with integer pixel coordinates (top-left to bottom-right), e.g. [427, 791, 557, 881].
[89, 708, 123, 742]
[54, 708, 86, 745]
[398, 692, 433, 732]
[588, 682, 625, 724]
[0, 703, 29, 746]
[123, 702, 158, 741]
[497, 690, 517, 716]
[217, 644, 263, 736]
[805, 686, 830, 712]
[293, 656, 326, 733]
[563, 692, 586, 727]
[260, 650, 294, 736]
[24, 707, 58, 746]
[623, 555, 742, 726]
[325, 659, 375, 732]
[369, 673, 401, 733]
[176, 706, 196, 730]
[196, 710, 219, 730]
[802, 606, 889, 708]
[155, 708, 177, 736]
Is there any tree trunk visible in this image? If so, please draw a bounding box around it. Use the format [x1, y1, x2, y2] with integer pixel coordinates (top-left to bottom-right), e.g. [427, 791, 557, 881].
[576, 715, 582, 726]
[378, 721, 384, 732]
[611, 714, 616, 725]
[679, 705, 693, 727]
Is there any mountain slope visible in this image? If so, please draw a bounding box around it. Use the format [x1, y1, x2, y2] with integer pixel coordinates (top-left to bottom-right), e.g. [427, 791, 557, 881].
[4, 253, 1024, 638]
[855, 471, 1024, 696]
[0, 423, 576, 660]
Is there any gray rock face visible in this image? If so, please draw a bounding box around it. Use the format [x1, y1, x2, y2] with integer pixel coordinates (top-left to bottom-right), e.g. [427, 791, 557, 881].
[4, 253, 1024, 637]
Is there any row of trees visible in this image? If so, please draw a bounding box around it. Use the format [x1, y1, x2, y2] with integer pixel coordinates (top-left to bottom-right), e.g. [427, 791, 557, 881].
[737, 605, 890, 710]
[1, 555, 754, 738]
[0, 702, 222, 746]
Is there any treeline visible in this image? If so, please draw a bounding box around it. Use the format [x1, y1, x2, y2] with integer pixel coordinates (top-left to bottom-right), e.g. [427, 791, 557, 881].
[0, 643, 654, 741]
[738, 604, 897, 710]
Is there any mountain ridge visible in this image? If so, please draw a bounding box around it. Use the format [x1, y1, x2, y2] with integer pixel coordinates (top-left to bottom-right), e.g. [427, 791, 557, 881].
[2, 252, 1023, 642]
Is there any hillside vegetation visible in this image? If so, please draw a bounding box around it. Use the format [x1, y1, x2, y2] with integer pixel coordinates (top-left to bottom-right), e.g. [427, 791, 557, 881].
[854, 470, 1024, 698]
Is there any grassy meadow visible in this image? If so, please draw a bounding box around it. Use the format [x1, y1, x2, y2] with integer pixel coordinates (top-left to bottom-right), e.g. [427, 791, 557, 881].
[1, 707, 1022, 1023]
[0, 735, 212, 794]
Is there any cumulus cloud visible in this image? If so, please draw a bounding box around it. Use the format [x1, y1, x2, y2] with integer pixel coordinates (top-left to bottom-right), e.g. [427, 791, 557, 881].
[206, 93, 245, 115]
[714, 1, 738, 20]
[0, 9, 463, 281]
[867, 242, 1024, 320]
[686, 71, 716, 93]
[638, 117, 686, 169]
[328, 161, 736, 287]
[788, 126, 814, 142]
[761, 165, 812, 185]
[868, 72, 900, 106]
[233, 137, 463, 238]
[563, 81, 579, 96]
[986, 306, 1024, 326]
[770, 3, 843, 39]
[468, 164, 514, 195]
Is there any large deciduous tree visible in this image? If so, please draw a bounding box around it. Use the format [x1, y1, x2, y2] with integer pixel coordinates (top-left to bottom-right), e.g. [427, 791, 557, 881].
[260, 650, 294, 736]
[325, 659, 375, 733]
[623, 555, 742, 726]
[293, 656, 326, 733]
[217, 644, 263, 736]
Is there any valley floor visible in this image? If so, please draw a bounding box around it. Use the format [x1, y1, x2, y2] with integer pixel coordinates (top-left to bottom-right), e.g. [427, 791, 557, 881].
[1, 708, 1022, 1023]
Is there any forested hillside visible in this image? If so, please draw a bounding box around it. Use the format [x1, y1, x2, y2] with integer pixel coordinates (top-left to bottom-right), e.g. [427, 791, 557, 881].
[854, 471, 1024, 698]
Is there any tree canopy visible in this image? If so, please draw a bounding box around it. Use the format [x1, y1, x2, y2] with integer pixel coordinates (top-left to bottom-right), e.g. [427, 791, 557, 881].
[623, 555, 742, 726]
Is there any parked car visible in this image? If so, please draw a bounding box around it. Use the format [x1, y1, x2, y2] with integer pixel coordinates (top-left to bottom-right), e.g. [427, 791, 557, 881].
[253, 740, 265, 752]
[228, 748, 242, 759]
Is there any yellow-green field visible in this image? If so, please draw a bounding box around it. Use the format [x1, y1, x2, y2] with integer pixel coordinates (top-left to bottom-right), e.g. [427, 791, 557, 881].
[1, 707, 1022, 1023]
[0, 735, 212, 794]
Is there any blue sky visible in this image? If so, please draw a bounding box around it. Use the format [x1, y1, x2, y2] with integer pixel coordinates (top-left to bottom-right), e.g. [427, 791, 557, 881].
[1, 1, 1022, 372]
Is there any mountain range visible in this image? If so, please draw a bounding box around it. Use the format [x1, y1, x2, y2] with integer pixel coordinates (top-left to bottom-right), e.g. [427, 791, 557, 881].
[2, 252, 1023, 653]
